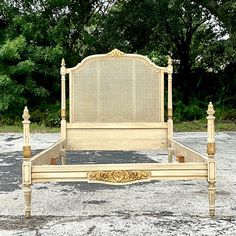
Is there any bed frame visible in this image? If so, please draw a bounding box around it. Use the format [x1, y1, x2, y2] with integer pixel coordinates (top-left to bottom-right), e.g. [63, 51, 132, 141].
[22, 49, 216, 218]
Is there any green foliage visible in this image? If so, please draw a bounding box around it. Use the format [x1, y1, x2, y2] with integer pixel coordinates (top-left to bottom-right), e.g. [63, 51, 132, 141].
[29, 102, 61, 127]
[173, 100, 205, 122]
[0, 0, 235, 126]
[215, 108, 236, 121]
[43, 102, 61, 127]
[0, 75, 25, 113]
[44, 113, 61, 127]
[0, 35, 26, 61]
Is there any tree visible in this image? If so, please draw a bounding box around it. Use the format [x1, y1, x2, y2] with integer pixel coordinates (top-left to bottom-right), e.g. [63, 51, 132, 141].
[192, 0, 236, 48]
[95, 0, 227, 101]
[0, 0, 114, 118]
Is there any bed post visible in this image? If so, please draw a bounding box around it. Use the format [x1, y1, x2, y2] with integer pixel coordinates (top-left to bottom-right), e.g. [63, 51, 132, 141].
[60, 58, 67, 140]
[167, 56, 173, 162]
[22, 106, 32, 218]
[60, 59, 67, 164]
[207, 102, 216, 218]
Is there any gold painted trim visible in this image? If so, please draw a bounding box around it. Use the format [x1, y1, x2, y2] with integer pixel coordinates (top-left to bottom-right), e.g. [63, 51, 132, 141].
[207, 143, 216, 156]
[23, 146, 31, 159]
[107, 49, 125, 57]
[89, 170, 150, 183]
[168, 109, 173, 118]
[61, 109, 66, 119]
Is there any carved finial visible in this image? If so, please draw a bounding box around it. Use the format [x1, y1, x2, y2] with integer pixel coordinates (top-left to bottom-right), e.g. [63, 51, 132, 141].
[60, 58, 66, 75]
[61, 58, 66, 67]
[22, 106, 30, 121]
[168, 56, 172, 66]
[107, 48, 125, 57]
[207, 102, 215, 116]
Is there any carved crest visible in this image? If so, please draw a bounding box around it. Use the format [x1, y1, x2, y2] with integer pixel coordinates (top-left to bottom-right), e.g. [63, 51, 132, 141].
[88, 170, 150, 183]
[22, 106, 30, 121]
[107, 49, 125, 57]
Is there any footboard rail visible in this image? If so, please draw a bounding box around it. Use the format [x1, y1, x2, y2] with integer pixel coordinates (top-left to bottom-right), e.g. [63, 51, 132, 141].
[31, 163, 208, 184]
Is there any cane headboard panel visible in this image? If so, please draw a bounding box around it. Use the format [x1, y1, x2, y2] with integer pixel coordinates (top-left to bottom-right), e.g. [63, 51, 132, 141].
[68, 49, 165, 123]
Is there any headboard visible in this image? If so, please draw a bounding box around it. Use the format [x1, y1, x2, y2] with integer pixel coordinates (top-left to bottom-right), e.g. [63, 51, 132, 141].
[68, 49, 167, 123]
[60, 49, 173, 150]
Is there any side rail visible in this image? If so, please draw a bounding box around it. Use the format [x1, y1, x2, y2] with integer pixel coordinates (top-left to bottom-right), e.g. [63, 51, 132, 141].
[30, 139, 66, 165]
[170, 140, 208, 163]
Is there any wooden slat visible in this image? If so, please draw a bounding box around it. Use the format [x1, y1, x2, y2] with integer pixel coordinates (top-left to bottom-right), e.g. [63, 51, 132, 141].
[32, 176, 206, 183]
[67, 128, 167, 140]
[151, 170, 207, 177]
[32, 170, 206, 179]
[67, 139, 167, 150]
[150, 176, 206, 180]
[32, 172, 87, 179]
[32, 163, 207, 172]
[33, 179, 87, 183]
[171, 140, 208, 162]
[66, 122, 168, 129]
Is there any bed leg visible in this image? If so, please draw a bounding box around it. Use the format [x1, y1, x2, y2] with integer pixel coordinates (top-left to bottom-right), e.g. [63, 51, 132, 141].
[208, 182, 216, 217]
[24, 185, 32, 218]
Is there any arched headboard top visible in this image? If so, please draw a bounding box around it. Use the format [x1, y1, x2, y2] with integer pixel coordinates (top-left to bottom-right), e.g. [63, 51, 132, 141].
[63, 49, 172, 124]
[67, 49, 166, 74]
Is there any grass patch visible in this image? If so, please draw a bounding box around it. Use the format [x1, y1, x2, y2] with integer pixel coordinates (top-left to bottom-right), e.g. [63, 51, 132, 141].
[1, 120, 235, 133]
[0, 123, 59, 133]
[174, 119, 236, 132]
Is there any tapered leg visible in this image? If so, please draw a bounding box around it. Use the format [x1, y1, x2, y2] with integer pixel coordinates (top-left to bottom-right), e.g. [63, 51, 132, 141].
[208, 182, 216, 218]
[24, 185, 32, 218]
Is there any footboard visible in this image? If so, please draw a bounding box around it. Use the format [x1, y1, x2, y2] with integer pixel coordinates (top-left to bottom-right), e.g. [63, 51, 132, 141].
[31, 163, 208, 184]
[66, 123, 168, 150]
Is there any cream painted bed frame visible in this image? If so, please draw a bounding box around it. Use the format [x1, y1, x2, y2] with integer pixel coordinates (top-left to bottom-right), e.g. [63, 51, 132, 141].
[22, 49, 216, 218]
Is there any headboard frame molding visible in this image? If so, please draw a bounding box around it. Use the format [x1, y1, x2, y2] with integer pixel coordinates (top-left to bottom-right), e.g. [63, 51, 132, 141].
[67, 49, 166, 73]
[60, 49, 173, 137]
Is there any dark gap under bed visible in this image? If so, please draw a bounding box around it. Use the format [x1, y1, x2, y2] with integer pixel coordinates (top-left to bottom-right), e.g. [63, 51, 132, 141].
[59, 150, 168, 165]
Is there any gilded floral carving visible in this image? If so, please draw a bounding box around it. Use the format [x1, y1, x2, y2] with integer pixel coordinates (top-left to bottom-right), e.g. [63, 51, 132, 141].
[89, 170, 150, 183]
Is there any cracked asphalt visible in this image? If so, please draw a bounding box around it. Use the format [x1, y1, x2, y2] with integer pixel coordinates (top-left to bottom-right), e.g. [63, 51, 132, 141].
[0, 132, 235, 235]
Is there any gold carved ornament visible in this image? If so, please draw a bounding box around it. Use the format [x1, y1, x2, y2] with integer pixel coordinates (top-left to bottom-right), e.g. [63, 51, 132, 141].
[207, 143, 216, 156]
[107, 49, 125, 57]
[23, 146, 31, 159]
[89, 170, 150, 183]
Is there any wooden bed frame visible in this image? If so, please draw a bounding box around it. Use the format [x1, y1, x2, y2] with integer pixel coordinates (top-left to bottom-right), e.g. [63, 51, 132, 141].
[22, 49, 216, 218]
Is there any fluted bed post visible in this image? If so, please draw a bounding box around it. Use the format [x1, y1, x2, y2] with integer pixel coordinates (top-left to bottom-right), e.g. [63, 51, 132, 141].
[207, 102, 216, 218]
[60, 58, 67, 140]
[167, 56, 173, 162]
[22, 106, 32, 218]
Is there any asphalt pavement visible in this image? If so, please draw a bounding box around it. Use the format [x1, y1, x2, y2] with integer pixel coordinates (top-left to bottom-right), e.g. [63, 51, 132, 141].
[0, 132, 235, 235]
